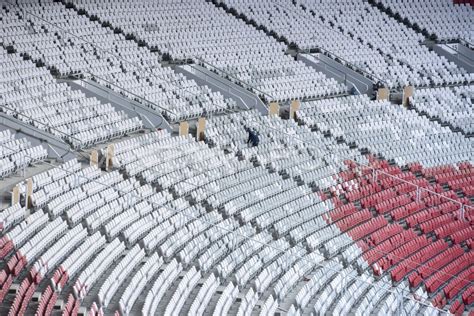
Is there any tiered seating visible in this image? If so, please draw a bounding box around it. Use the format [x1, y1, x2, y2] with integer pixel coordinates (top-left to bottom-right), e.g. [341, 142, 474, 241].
[118, 253, 163, 316]
[97, 245, 145, 308]
[410, 86, 473, 134]
[219, 0, 397, 83]
[0, 156, 204, 314]
[205, 109, 366, 190]
[462, 286, 473, 305]
[164, 266, 201, 315]
[296, 0, 472, 88]
[332, 273, 374, 315]
[51, 232, 106, 292]
[0, 49, 142, 148]
[0, 204, 26, 232]
[1, 2, 471, 314]
[352, 276, 395, 316]
[62, 293, 79, 316]
[35, 285, 55, 315]
[319, 157, 472, 312]
[422, 161, 474, 197]
[226, 0, 473, 88]
[299, 95, 472, 167]
[442, 267, 473, 300]
[106, 127, 434, 314]
[424, 252, 472, 294]
[72, 0, 347, 101]
[378, 0, 474, 42]
[141, 259, 183, 315]
[292, 260, 345, 313]
[212, 282, 239, 315]
[0, 129, 47, 178]
[1, 1, 237, 121]
[73, 238, 126, 299]
[2, 139, 460, 314]
[2, 215, 67, 310]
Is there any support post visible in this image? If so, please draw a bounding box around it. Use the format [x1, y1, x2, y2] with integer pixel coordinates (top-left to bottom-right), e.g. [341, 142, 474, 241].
[376, 88, 389, 101]
[290, 100, 301, 120]
[26, 178, 33, 209]
[269, 102, 280, 117]
[106, 144, 115, 171]
[196, 117, 206, 141]
[90, 150, 99, 167]
[179, 121, 189, 136]
[402, 86, 414, 107]
[12, 185, 20, 206]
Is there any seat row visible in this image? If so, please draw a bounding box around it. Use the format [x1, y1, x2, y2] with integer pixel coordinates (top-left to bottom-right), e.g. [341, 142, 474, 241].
[0, 129, 47, 178]
[1, 3, 237, 121]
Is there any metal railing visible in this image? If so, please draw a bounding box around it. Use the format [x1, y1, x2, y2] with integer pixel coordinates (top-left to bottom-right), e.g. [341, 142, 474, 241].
[299, 47, 387, 88]
[71, 72, 176, 117]
[193, 56, 276, 102]
[184, 64, 252, 111]
[0, 103, 83, 149]
[300, 53, 370, 94]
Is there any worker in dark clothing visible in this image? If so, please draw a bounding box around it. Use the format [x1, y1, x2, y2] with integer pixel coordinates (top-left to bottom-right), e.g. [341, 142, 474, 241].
[245, 127, 260, 147]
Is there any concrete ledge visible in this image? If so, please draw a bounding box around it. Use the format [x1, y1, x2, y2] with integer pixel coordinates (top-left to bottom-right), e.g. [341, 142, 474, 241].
[433, 43, 474, 73]
[0, 113, 75, 161]
[176, 64, 268, 114]
[298, 53, 375, 96]
[68, 78, 172, 131]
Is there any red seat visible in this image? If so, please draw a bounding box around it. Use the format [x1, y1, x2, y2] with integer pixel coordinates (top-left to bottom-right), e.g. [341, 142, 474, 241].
[451, 225, 474, 244]
[425, 252, 472, 293]
[462, 286, 473, 305]
[449, 299, 465, 316]
[443, 267, 473, 300]
[36, 285, 52, 316]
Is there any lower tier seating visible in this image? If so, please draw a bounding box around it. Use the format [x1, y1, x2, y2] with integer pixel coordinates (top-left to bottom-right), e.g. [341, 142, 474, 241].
[1, 112, 470, 315]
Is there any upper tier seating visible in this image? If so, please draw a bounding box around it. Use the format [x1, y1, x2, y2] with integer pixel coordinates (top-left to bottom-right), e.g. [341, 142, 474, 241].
[299, 95, 473, 167]
[0, 129, 47, 178]
[0, 1, 237, 121]
[295, 0, 472, 88]
[0, 49, 142, 148]
[218, 0, 406, 85]
[215, 0, 470, 90]
[70, 0, 347, 101]
[409, 86, 473, 134]
[378, 0, 473, 42]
